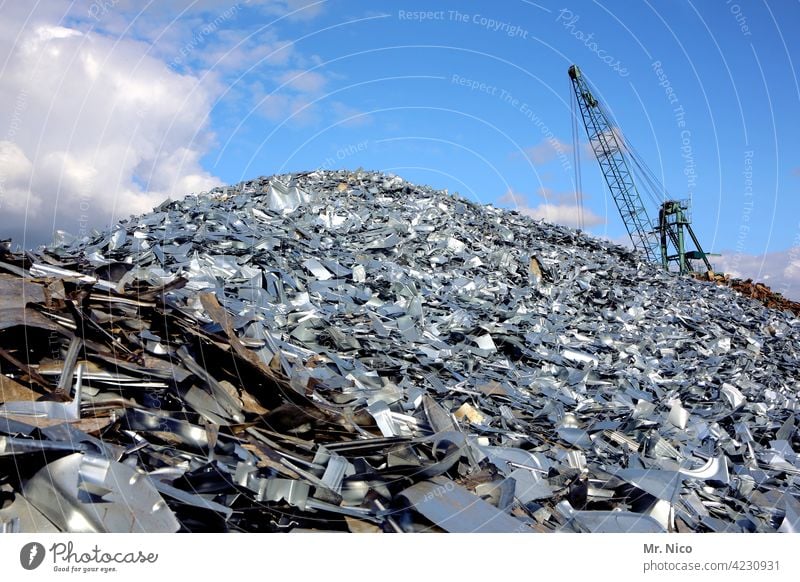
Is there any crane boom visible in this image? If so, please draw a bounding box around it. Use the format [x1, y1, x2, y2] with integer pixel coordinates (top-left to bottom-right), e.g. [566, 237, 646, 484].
[568, 64, 660, 262]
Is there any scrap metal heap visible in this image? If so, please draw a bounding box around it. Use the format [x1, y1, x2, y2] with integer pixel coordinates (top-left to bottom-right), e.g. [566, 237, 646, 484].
[1, 169, 799, 533]
[704, 273, 800, 317]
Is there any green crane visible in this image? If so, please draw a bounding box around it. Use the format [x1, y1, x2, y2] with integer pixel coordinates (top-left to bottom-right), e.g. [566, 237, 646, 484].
[567, 64, 714, 275]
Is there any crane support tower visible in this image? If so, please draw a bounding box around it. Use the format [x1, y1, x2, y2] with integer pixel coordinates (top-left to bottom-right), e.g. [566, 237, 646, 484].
[568, 64, 713, 275]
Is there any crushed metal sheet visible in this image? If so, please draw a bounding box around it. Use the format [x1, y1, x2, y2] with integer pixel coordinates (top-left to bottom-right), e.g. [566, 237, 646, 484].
[399, 479, 529, 533]
[23, 453, 179, 533]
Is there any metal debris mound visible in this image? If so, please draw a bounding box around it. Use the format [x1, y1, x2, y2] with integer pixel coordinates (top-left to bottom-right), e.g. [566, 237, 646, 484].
[1, 169, 799, 533]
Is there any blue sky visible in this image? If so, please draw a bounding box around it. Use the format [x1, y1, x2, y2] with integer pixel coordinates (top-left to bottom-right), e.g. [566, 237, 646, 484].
[1, 1, 799, 296]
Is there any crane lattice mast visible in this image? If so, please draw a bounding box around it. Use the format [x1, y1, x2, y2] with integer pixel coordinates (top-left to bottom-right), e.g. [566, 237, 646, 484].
[568, 64, 713, 274]
[568, 64, 660, 263]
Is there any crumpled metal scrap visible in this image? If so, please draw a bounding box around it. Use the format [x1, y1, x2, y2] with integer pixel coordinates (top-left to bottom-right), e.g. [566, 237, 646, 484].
[0, 170, 799, 533]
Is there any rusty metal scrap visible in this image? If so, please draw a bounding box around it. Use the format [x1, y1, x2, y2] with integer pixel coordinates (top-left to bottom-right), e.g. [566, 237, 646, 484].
[701, 272, 800, 316]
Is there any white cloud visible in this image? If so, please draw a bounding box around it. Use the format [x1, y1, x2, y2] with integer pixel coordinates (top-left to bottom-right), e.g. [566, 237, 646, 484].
[597, 233, 634, 249]
[499, 189, 604, 229]
[81, 0, 325, 38]
[535, 186, 585, 205]
[75, 1, 354, 135]
[589, 126, 626, 156]
[711, 248, 800, 301]
[0, 8, 221, 246]
[193, 29, 294, 71]
[522, 137, 572, 166]
[252, 85, 317, 125]
[77, 0, 322, 72]
[262, 0, 326, 21]
[0, 1, 360, 247]
[278, 69, 327, 93]
[519, 203, 604, 229]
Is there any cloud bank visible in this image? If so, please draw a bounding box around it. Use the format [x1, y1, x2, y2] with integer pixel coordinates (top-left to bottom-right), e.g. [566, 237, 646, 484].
[0, 3, 221, 246]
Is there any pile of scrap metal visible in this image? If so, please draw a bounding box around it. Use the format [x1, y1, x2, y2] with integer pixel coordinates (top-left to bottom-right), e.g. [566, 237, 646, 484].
[701, 273, 800, 317]
[1, 169, 799, 533]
